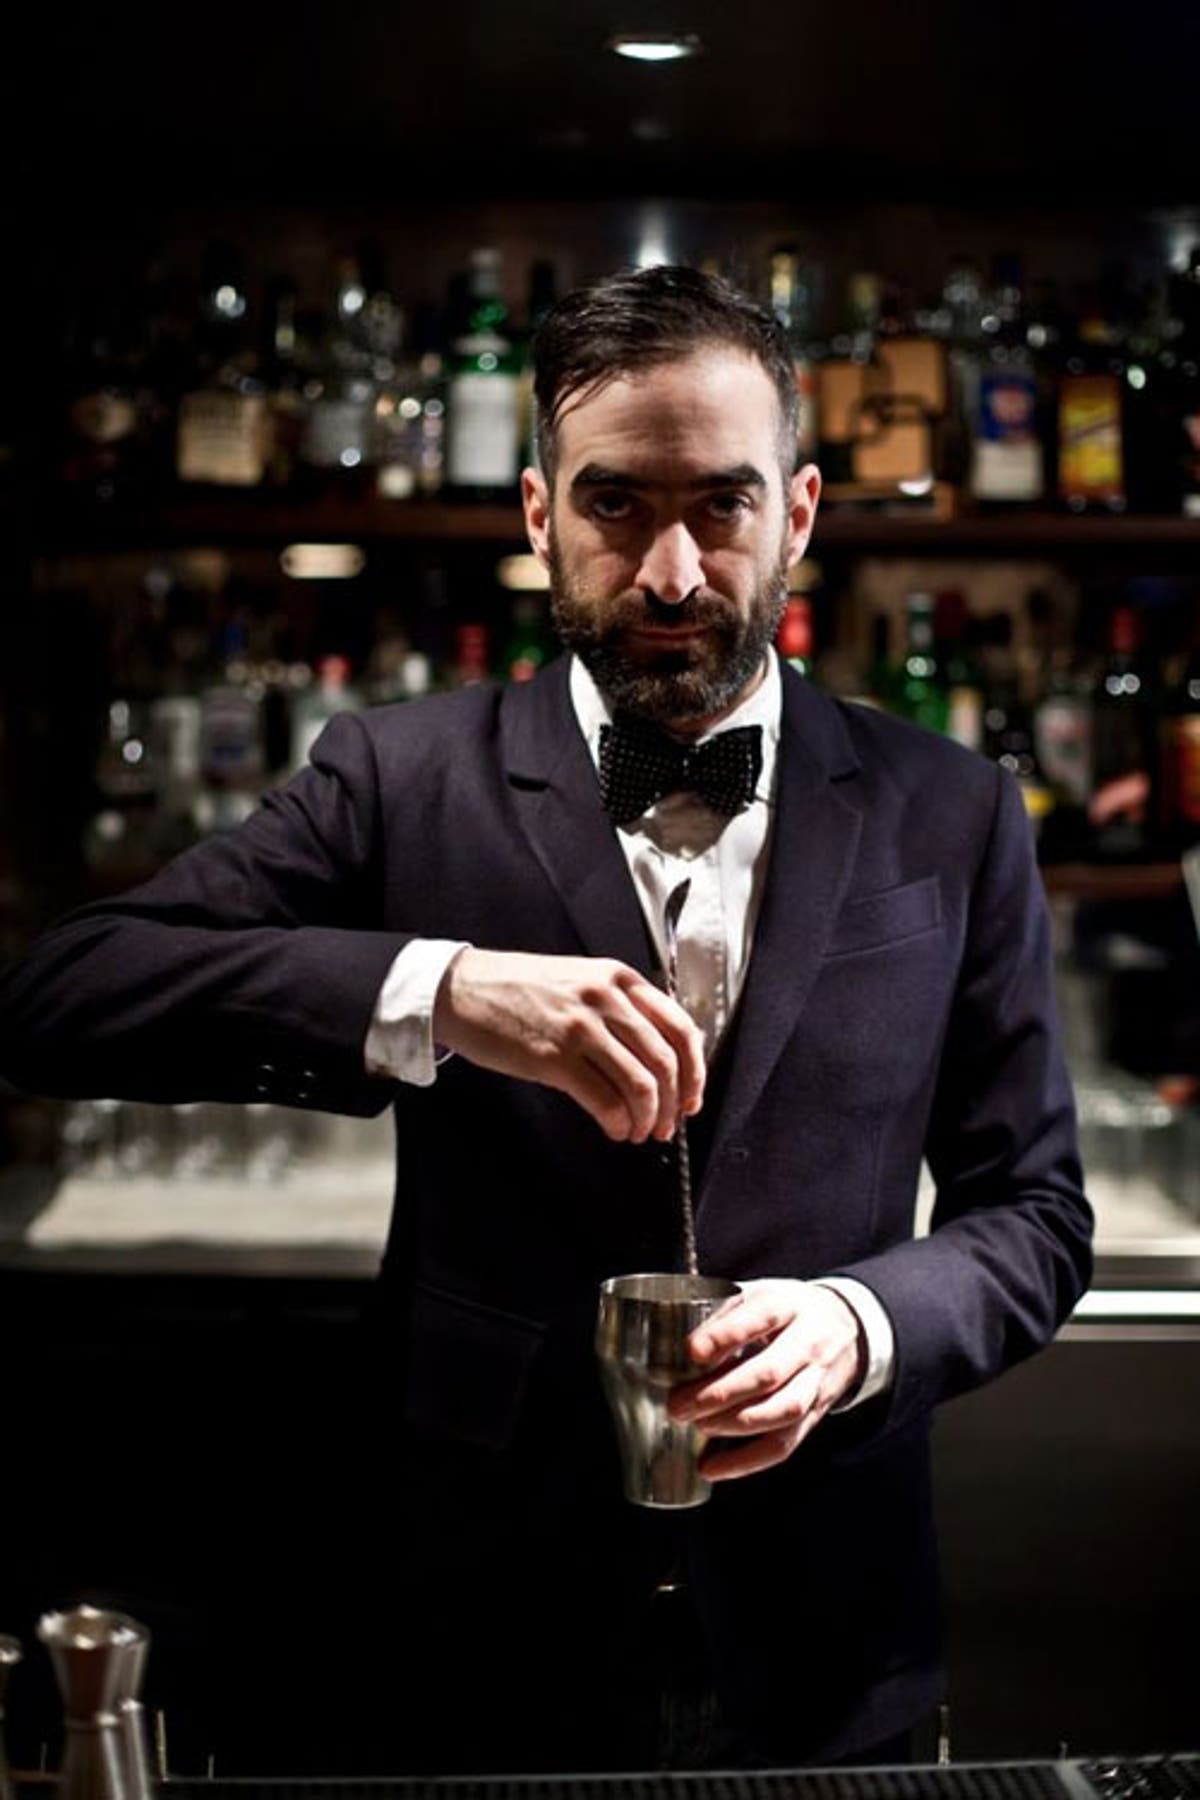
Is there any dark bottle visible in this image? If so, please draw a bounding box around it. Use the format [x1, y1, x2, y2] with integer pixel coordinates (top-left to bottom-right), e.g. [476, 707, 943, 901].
[1160, 619, 1200, 848]
[896, 593, 947, 733]
[445, 249, 522, 500]
[1122, 276, 1185, 515]
[769, 247, 822, 463]
[1089, 602, 1157, 857]
[817, 272, 881, 486]
[519, 259, 560, 473]
[1174, 250, 1200, 519]
[60, 294, 153, 504]
[259, 275, 307, 492]
[934, 590, 984, 752]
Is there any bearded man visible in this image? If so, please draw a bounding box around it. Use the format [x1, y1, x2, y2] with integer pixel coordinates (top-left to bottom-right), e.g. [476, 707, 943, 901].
[0, 266, 1091, 1775]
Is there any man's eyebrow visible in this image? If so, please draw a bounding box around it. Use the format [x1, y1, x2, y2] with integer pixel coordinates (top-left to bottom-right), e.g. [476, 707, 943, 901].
[569, 461, 768, 492]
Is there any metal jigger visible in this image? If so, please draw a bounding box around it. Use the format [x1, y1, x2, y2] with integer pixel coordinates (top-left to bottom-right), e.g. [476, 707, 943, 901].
[38, 1606, 152, 1800]
[0, 1636, 21, 1800]
[596, 1271, 740, 1508]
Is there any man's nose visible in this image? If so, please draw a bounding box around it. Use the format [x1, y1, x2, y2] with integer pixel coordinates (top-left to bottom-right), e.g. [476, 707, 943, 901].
[634, 521, 704, 605]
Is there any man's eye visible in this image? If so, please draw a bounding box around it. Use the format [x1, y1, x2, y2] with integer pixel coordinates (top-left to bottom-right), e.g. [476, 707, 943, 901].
[705, 493, 752, 522]
[590, 492, 635, 521]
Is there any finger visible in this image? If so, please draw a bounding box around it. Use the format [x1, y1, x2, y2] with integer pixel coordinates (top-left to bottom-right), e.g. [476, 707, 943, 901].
[602, 993, 687, 1141]
[621, 977, 707, 1117]
[689, 1285, 797, 1365]
[574, 1017, 667, 1143]
[686, 1361, 825, 1437]
[548, 1048, 642, 1142]
[699, 1423, 804, 1482]
[673, 1327, 805, 1420]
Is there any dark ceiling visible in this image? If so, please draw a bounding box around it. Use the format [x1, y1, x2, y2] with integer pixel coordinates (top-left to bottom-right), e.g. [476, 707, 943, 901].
[9, 0, 1200, 210]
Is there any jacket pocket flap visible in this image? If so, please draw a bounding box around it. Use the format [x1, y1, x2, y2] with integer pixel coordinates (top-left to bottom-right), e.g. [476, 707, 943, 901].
[402, 1281, 548, 1452]
[825, 874, 942, 958]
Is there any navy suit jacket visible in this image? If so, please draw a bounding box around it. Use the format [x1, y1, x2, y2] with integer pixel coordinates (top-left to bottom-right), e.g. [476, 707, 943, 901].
[0, 655, 1092, 1761]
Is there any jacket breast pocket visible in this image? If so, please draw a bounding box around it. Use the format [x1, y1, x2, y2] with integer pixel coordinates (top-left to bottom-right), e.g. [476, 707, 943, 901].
[401, 1281, 547, 1452]
[824, 874, 942, 959]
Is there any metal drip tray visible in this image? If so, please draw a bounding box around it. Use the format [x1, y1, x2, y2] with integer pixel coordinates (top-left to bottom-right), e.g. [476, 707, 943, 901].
[143, 1755, 1200, 1800]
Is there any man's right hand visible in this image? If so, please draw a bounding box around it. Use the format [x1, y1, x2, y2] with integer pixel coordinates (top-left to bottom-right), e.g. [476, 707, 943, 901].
[432, 948, 705, 1143]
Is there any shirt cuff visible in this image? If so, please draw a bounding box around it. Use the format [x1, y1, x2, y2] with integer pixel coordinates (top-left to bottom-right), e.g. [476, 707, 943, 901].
[363, 940, 471, 1085]
[812, 1276, 896, 1412]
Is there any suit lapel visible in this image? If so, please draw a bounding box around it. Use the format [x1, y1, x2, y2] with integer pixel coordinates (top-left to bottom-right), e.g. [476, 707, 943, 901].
[701, 669, 863, 1188]
[499, 658, 658, 979]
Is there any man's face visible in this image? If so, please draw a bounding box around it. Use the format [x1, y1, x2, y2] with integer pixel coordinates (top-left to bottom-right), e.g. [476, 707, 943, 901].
[524, 346, 820, 733]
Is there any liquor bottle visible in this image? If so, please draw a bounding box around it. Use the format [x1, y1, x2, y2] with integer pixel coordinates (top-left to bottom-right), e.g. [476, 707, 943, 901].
[934, 590, 984, 751]
[519, 259, 560, 473]
[768, 247, 821, 461]
[1057, 288, 1127, 514]
[448, 622, 492, 687]
[197, 619, 266, 831]
[776, 596, 813, 677]
[1122, 277, 1184, 515]
[445, 249, 522, 499]
[60, 296, 152, 504]
[969, 255, 1045, 506]
[974, 608, 1054, 829]
[935, 258, 989, 493]
[1088, 601, 1156, 857]
[1160, 619, 1200, 848]
[1174, 250, 1200, 518]
[374, 301, 447, 501]
[816, 272, 882, 486]
[297, 251, 381, 492]
[1029, 589, 1094, 818]
[868, 279, 950, 495]
[501, 597, 553, 683]
[896, 593, 947, 733]
[176, 245, 269, 488]
[289, 654, 362, 773]
[259, 275, 307, 491]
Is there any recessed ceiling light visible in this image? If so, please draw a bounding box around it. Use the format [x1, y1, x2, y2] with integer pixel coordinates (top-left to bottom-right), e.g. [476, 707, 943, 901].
[609, 33, 702, 62]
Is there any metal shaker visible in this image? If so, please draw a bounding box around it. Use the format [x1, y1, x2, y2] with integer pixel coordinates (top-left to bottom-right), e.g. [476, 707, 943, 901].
[38, 1605, 152, 1800]
[0, 1636, 21, 1800]
[596, 1271, 740, 1508]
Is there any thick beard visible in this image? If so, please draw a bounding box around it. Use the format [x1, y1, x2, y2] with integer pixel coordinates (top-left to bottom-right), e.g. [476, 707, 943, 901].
[549, 535, 791, 728]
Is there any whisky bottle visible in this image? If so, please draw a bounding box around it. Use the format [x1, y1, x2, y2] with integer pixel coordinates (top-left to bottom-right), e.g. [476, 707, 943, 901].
[176, 245, 269, 488]
[445, 249, 522, 498]
[768, 247, 821, 461]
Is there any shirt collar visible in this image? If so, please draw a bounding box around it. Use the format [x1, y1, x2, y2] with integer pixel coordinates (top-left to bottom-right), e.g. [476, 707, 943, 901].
[570, 650, 781, 803]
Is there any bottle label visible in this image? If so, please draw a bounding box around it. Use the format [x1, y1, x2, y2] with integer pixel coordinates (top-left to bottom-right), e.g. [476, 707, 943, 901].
[1035, 695, 1094, 806]
[972, 373, 1044, 501]
[1058, 375, 1124, 501]
[177, 392, 268, 486]
[448, 372, 520, 487]
[794, 357, 818, 459]
[1170, 716, 1200, 825]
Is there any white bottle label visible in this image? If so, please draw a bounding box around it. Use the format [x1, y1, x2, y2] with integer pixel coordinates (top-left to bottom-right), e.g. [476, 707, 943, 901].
[448, 372, 520, 487]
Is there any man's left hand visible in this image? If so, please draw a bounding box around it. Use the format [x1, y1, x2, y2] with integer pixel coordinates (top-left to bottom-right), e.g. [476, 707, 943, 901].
[667, 1280, 866, 1481]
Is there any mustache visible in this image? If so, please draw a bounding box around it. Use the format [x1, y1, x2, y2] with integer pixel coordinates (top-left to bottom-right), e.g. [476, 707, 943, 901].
[598, 589, 739, 630]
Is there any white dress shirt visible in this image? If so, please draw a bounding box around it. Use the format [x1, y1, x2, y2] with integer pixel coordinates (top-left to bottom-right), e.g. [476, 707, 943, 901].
[364, 650, 894, 1408]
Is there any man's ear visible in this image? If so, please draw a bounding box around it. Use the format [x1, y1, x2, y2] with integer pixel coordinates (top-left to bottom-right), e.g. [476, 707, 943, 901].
[786, 462, 822, 566]
[522, 467, 552, 568]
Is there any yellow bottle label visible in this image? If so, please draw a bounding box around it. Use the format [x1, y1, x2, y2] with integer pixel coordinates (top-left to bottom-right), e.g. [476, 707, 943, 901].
[1059, 376, 1123, 499]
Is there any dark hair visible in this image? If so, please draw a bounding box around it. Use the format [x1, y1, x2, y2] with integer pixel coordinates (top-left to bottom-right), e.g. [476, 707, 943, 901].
[532, 264, 800, 483]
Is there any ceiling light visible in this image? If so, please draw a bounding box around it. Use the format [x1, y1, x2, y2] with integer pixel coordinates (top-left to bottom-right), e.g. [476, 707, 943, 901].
[609, 33, 701, 62]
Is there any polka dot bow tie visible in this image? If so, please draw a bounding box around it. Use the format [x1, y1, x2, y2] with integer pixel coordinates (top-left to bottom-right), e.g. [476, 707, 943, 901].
[598, 716, 764, 826]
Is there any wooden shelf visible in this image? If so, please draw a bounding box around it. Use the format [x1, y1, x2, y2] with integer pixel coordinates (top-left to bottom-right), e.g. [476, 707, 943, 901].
[17, 492, 1200, 557]
[1041, 861, 1184, 902]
